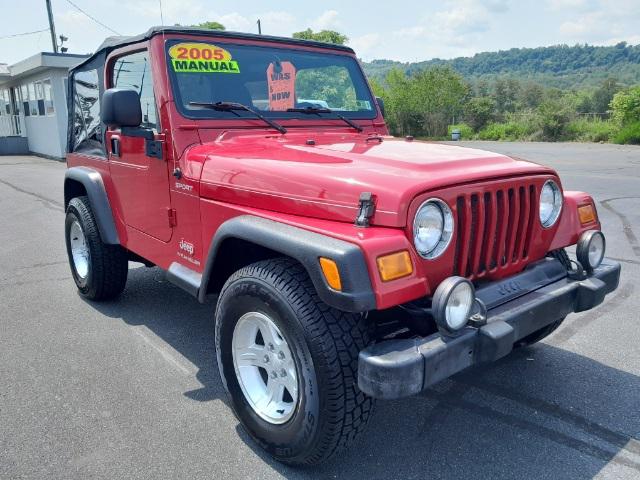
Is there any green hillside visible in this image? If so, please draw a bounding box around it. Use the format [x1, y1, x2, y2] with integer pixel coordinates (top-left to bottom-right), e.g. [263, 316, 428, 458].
[362, 42, 640, 89]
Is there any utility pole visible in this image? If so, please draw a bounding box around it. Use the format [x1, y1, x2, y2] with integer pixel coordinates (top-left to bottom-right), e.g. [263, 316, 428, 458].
[46, 0, 59, 53]
[257, 19, 262, 35]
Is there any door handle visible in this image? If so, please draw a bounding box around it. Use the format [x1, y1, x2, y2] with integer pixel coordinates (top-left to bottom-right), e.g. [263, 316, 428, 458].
[110, 137, 121, 157]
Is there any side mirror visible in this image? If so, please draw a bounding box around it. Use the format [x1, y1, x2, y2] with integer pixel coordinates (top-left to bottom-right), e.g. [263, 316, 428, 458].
[101, 88, 142, 127]
[375, 96, 385, 119]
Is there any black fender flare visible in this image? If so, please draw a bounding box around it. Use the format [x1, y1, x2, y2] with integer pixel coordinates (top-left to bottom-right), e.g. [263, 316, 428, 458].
[200, 215, 377, 312]
[64, 167, 120, 245]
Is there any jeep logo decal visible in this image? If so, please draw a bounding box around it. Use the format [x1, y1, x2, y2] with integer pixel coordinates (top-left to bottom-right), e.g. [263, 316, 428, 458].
[179, 238, 194, 255]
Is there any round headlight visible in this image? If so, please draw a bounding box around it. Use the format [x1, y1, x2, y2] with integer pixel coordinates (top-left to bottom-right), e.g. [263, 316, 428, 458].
[432, 277, 475, 334]
[576, 230, 605, 271]
[539, 180, 562, 228]
[414, 199, 454, 259]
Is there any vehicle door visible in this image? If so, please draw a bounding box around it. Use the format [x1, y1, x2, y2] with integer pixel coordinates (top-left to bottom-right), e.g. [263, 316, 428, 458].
[106, 48, 173, 242]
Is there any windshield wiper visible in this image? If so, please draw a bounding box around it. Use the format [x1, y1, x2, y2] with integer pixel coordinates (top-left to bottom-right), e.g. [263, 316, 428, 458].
[188, 101, 287, 134]
[286, 106, 363, 132]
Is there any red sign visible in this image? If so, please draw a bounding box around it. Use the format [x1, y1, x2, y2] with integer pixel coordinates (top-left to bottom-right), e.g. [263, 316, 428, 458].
[267, 61, 296, 111]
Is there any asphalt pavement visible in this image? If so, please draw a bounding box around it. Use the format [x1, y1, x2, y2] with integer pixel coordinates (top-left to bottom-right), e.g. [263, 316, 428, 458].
[1, 141, 639, 479]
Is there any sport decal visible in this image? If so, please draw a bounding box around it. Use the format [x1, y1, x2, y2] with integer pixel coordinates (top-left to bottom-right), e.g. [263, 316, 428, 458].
[267, 61, 296, 110]
[168, 42, 240, 73]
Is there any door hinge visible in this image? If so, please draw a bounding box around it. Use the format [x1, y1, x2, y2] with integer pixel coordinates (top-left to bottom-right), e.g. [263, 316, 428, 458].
[168, 208, 177, 227]
[146, 138, 164, 159]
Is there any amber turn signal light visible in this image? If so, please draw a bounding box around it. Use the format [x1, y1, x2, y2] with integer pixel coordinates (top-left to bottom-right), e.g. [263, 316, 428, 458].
[377, 251, 413, 282]
[319, 257, 342, 291]
[578, 204, 596, 225]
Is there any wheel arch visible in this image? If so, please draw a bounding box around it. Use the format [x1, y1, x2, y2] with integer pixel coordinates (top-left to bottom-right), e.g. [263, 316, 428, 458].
[199, 216, 376, 313]
[64, 167, 120, 245]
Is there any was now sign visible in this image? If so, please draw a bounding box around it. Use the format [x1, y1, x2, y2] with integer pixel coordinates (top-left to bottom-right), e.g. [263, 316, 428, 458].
[267, 61, 296, 110]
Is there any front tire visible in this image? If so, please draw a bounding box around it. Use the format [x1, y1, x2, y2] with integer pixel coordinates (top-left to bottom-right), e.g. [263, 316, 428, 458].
[516, 316, 566, 347]
[215, 258, 374, 465]
[65, 196, 128, 300]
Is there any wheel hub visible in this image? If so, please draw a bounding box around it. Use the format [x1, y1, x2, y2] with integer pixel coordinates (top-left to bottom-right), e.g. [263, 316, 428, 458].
[232, 311, 299, 424]
[69, 220, 89, 279]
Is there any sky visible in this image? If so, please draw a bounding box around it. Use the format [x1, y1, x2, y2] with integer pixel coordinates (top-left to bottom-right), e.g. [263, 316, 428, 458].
[1, 0, 640, 66]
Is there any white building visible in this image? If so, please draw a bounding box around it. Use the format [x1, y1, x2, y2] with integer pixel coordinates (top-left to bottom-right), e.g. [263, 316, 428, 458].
[0, 52, 88, 159]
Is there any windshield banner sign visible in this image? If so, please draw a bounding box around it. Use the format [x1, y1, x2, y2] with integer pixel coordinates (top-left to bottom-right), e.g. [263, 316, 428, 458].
[267, 61, 296, 110]
[168, 42, 240, 73]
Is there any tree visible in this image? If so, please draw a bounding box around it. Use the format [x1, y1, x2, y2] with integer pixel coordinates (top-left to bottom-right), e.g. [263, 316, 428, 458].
[475, 79, 490, 97]
[494, 78, 520, 114]
[378, 68, 413, 135]
[465, 96, 496, 131]
[361, 43, 640, 90]
[537, 98, 572, 140]
[610, 86, 640, 125]
[379, 66, 469, 137]
[192, 21, 225, 30]
[591, 77, 620, 114]
[292, 29, 348, 45]
[520, 82, 545, 109]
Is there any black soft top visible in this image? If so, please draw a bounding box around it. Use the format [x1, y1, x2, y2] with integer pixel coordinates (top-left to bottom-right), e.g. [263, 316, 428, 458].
[71, 26, 355, 74]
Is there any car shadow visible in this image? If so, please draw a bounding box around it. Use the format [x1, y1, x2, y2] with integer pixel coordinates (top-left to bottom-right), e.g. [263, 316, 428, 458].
[89, 266, 640, 480]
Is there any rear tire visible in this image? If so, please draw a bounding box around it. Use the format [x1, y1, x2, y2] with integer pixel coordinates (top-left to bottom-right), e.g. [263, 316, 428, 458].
[65, 196, 128, 300]
[215, 258, 374, 465]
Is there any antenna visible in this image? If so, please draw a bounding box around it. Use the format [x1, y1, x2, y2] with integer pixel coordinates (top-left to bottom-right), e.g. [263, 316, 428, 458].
[158, 0, 164, 26]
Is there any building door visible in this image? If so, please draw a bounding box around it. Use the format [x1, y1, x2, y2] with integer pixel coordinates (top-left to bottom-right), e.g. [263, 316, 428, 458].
[9, 87, 25, 136]
[106, 49, 173, 242]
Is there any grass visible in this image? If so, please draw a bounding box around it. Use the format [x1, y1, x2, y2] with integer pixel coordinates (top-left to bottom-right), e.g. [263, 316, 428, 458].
[566, 118, 617, 142]
[612, 121, 640, 144]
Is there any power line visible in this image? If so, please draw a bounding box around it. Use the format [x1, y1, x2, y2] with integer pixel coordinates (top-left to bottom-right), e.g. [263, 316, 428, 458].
[0, 28, 49, 40]
[63, 0, 121, 35]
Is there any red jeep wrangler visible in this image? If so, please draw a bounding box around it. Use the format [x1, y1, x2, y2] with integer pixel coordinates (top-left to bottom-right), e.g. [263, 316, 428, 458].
[64, 27, 620, 465]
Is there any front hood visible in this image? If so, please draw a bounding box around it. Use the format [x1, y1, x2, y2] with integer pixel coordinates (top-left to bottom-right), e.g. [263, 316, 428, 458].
[191, 131, 554, 227]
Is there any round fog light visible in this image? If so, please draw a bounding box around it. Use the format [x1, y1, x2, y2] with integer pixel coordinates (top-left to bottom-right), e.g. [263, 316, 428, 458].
[432, 277, 475, 334]
[576, 230, 605, 271]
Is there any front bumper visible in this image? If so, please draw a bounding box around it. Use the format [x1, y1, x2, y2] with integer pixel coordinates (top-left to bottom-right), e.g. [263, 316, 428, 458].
[358, 258, 621, 399]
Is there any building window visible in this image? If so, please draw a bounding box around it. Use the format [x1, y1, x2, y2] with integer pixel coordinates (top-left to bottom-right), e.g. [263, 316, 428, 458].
[27, 83, 38, 116]
[15, 80, 54, 117]
[35, 81, 45, 115]
[42, 79, 54, 115]
[20, 84, 29, 117]
[0, 88, 10, 116]
[112, 50, 158, 130]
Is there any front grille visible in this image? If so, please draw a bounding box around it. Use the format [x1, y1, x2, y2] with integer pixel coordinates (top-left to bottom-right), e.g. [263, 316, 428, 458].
[454, 183, 538, 279]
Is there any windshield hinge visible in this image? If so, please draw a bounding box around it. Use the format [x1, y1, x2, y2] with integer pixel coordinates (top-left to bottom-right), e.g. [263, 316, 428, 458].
[355, 192, 376, 227]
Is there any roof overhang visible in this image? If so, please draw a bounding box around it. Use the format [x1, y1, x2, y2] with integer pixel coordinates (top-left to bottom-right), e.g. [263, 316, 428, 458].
[0, 52, 88, 86]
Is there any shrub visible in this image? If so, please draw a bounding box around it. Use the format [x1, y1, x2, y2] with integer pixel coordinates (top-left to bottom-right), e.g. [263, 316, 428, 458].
[612, 121, 640, 144]
[610, 86, 640, 125]
[448, 123, 474, 139]
[537, 99, 572, 141]
[566, 118, 616, 142]
[477, 123, 507, 140]
[476, 120, 533, 141]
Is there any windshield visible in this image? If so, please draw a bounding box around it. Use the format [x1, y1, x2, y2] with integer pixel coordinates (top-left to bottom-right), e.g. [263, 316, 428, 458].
[165, 39, 376, 120]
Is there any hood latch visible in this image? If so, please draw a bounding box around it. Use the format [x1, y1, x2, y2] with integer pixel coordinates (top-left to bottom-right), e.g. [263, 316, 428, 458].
[355, 192, 376, 227]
